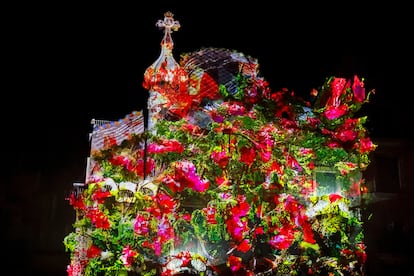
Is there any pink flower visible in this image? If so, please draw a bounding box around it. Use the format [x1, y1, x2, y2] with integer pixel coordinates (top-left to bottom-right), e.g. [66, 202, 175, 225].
[203, 205, 218, 224]
[181, 213, 191, 221]
[86, 245, 102, 259]
[327, 77, 348, 107]
[134, 214, 149, 235]
[91, 188, 111, 204]
[327, 141, 341, 148]
[352, 75, 365, 103]
[254, 226, 264, 235]
[157, 216, 174, 243]
[237, 239, 252, 253]
[211, 111, 225, 123]
[227, 255, 243, 272]
[239, 146, 256, 165]
[259, 150, 271, 162]
[155, 193, 177, 214]
[219, 192, 232, 200]
[324, 105, 348, 120]
[335, 128, 358, 142]
[211, 149, 229, 168]
[231, 195, 250, 217]
[216, 176, 230, 188]
[226, 216, 248, 242]
[172, 161, 210, 192]
[226, 102, 246, 115]
[356, 137, 377, 153]
[120, 245, 138, 267]
[297, 214, 315, 244]
[86, 208, 110, 229]
[191, 178, 210, 192]
[286, 153, 302, 172]
[67, 193, 86, 210]
[355, 243, 367, 263]
[109, 154, 130, 167]
[134, 158, 156, 177]
[349, 180, 362, 197]
[147, 139, 184, 154]
[66, 263, 83, 276]
[162, 175, 184, 192]
[329, 194, 343, 202]
[269, 225, 295, 250]
[299, 148, 314, 156]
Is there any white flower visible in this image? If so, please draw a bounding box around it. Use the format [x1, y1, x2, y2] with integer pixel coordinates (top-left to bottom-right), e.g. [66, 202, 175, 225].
[306, 199, 328, 218]
[100, 250, 113, 260]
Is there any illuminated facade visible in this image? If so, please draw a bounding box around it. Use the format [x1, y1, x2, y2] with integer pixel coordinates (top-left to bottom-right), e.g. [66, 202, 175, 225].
[64, 12, 376, 275]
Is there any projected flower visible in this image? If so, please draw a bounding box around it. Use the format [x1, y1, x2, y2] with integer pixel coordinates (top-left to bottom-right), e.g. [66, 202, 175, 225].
[64, 30, 376, 274]
[64, 72, 375, 275]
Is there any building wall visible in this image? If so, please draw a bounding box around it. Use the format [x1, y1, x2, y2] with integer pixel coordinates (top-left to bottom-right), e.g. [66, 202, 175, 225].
[2, 138, 412, 275]
[363, 138, 414, 275]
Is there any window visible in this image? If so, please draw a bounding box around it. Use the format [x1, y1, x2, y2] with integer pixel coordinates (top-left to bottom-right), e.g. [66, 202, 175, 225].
[314, 167, 362, 206]
[374, 156, 401, 193]
[314, 168, 341, 196]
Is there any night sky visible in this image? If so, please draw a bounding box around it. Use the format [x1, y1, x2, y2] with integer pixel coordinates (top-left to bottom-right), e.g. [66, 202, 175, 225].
[5, 2, 413, 177]
[2, 3, 413, 274]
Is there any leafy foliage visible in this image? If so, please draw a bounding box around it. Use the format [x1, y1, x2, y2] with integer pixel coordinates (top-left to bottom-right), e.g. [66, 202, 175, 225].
[64, 69, 376, 275]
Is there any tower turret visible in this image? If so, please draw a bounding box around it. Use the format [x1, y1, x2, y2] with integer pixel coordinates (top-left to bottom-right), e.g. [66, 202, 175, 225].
[143, 11, 188, 132]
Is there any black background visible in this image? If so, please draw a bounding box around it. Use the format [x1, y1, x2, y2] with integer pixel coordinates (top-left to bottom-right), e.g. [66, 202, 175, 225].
[3, 1, 413, 275]
[7, 2, 413, 155]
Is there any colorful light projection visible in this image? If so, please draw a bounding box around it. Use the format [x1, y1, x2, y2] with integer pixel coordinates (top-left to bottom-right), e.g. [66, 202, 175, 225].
[64, 11, 376, 276]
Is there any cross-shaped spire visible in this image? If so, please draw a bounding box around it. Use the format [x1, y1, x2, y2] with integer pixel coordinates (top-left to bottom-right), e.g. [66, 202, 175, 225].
[156, 11, 180, 50]
[156, 11, 180, 32]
